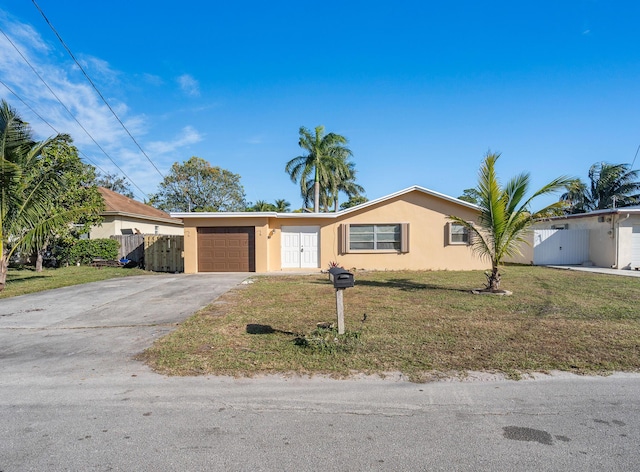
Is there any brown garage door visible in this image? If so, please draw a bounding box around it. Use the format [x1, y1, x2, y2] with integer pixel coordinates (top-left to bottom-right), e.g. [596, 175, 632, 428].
[197, 227, 255, 272]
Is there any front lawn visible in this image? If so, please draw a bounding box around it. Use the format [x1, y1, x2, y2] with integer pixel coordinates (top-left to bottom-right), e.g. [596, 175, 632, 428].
[139, 266, 640, 381]
[1, 265, 150, 299]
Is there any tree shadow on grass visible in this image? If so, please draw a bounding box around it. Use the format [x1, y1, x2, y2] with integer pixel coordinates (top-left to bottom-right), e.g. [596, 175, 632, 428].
[246, 323, 295, 336]
[6, 275, 48, 284]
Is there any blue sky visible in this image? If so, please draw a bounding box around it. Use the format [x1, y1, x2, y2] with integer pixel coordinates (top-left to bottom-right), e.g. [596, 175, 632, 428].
[1, 1, 639, 209]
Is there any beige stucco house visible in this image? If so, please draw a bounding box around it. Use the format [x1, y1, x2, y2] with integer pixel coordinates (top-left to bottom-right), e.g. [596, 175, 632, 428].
[508, 207, 640, 270]
[89, 187, 183, 239]
[171, 186, 489, 273]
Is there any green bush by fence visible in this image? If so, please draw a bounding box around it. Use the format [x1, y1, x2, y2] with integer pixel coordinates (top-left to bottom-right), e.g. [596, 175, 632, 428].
[59, 239, 120, 265]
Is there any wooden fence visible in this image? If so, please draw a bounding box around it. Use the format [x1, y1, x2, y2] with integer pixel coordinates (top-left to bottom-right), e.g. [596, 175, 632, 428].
[110, 235, 144, 263]
[110, 234, 184, 272]
[144, 235, 184, 273]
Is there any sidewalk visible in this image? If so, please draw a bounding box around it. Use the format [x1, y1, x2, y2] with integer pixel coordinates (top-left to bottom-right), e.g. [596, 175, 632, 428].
[548, 265, 640, 277]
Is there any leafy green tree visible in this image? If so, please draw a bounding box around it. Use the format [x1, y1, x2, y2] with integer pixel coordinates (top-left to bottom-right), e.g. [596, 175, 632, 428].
[285, 125, 352, 212]
[33, 135, 104, 271]
[457, 188, 481, 205]
[0, 100, 87, 290]
[95, 171, 135, 198]
[561, 163, 640, 213]
[340, 195, 368, 210]
[150, 156, 246, 212]
[449, 152, 571, 292]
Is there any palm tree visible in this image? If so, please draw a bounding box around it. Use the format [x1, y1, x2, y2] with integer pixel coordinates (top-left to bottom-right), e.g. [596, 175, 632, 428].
[249, 200, 276, 212]
[285, 125, 352, 212]
[560, 179, 589, 213]
[274, 199, 291, 212]
[561, 163, 640, 214]
[588, 162, 640, 210]
[449, 152, 571, 292]
[301, 155, 364, 212]
[0, 100, 79, 290]
[331, 161, 365, 212]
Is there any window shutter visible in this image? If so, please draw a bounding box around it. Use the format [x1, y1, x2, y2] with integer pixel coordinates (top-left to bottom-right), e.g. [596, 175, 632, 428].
[400, 223, 409, 253]
[445, 222, 451, 246]
[340, 224, 350, 254]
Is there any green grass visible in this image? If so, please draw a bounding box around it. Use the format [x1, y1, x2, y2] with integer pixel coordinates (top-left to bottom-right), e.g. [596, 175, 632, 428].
[1, 265, 150, 299]
[139, 266, 640, 381]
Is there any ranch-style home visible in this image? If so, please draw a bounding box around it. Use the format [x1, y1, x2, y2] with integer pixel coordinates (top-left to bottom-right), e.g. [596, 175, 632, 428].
[510, 207, 640, 270]
[171, 186, 489, 273]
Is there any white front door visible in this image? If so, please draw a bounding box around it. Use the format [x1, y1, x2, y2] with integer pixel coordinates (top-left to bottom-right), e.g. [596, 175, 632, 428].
[281, 226, 319, 269]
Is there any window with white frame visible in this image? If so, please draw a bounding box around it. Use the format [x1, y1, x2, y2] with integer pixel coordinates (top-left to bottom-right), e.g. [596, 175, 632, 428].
[342, 223, 409, 253]
[448, 222, 470, 245]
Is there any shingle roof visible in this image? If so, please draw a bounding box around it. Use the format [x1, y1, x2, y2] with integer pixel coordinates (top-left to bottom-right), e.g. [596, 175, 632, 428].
[98, 187, 182, 224]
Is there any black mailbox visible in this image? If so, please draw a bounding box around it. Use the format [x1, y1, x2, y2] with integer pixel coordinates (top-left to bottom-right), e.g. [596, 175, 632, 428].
[328, 267, 355, 289]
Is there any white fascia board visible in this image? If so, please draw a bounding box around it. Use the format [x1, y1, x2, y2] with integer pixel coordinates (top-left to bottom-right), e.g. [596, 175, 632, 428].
[171, 211, 337, 219]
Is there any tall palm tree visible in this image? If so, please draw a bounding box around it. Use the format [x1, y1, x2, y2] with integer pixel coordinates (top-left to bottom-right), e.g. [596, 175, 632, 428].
[588, 162, 640, 210]
[449, 152, 571, 292]
[331, 161, 365, 212]
[561, 163, 640, 214]
[0, 100, 78, 290]
[300, 152, 364, 212]
[285, 125, 352, 212]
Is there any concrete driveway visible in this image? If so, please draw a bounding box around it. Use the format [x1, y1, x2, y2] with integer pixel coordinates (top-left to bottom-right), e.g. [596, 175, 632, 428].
[0, 273, 248, 379]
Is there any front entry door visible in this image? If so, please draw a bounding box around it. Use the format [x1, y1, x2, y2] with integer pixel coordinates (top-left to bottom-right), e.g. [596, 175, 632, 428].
[281, 226, 319, 269]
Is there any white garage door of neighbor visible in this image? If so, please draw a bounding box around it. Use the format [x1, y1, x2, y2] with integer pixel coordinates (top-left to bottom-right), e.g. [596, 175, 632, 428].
[533, 229, 589, 265]
[281, 226, 320, 269]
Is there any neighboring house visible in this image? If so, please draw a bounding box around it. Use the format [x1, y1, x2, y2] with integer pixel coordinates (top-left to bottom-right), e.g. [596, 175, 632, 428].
[89, 187, 183, 239]
[171, 186, 488, 273]
[508, 207, 640, 270]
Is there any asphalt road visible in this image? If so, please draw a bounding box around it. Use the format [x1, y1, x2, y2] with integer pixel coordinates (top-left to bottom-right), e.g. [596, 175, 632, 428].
[1, 274, 639, 471]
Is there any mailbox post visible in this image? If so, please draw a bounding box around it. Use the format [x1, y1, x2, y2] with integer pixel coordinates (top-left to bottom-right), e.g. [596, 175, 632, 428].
[328, 267, 355, 334]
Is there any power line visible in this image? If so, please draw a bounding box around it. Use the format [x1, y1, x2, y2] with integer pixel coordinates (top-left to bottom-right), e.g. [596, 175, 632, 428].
[0, 26, 148, 199]
[631, 144, 640, 170]
[0, 77, 111, 177]
[31, 0, 167, 182]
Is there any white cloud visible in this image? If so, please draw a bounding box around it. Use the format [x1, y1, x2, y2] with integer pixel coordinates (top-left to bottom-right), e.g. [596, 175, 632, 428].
[0, 12, 167, 198]
[177, 74, 200, 96]
[143, 73, 164, 86]
[147, 126, 203, 155]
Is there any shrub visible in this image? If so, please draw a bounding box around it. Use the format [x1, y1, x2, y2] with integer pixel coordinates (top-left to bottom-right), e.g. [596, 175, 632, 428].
[58, 238, 120, 265]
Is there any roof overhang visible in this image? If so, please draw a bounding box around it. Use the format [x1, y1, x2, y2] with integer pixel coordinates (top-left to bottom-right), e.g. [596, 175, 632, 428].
[535, 207, 640, 222]
[102, 211, 183, 226]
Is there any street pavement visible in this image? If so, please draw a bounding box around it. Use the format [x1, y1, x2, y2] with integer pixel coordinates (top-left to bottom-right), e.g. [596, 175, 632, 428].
[1, 273, 639, 471]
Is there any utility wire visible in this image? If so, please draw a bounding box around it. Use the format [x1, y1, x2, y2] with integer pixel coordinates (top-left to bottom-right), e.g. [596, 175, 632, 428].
[0, 77, 111, 177]
[31, 0, 166, 182]
[0, 26, 148, 199]
[631, 144, 640, 170]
